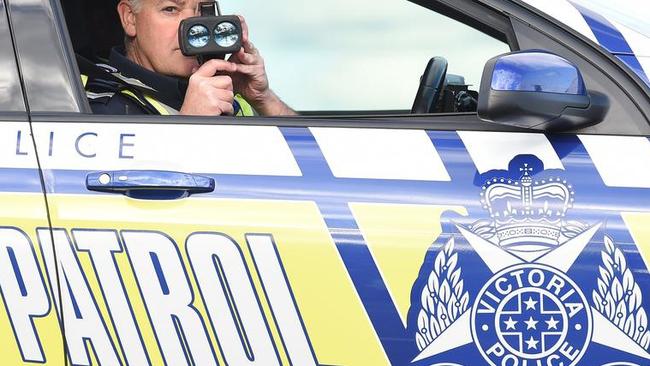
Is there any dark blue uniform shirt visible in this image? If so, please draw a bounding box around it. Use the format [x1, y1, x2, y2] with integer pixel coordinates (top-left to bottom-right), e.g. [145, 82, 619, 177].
[88, 46, 189, 114]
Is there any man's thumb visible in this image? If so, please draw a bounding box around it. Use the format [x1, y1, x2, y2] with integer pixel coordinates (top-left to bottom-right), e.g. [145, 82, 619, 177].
[193, 59, 236, 77]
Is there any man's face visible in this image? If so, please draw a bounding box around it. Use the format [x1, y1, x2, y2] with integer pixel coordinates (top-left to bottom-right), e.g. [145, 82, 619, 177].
[128, 0, 201, 77]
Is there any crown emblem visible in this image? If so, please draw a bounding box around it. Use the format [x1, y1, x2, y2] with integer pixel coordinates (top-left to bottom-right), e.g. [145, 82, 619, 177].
[480, 164, 574, 254]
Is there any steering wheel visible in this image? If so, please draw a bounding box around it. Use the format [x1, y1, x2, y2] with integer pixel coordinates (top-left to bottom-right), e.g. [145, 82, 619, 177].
[411, 57, 448, 114]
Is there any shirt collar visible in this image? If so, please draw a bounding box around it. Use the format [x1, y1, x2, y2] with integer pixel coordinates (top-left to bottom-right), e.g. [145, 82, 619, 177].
[109, 46, 188, 111]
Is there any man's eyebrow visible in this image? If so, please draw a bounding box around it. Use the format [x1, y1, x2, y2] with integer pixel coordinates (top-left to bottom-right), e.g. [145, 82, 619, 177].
[156, 0, 186, 5]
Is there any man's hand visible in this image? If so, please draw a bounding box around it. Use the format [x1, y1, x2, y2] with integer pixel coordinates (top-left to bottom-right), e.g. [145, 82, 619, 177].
[228, 16, 296, 116]
[180, 59, 236, 116]
[228, 16, 267, 105]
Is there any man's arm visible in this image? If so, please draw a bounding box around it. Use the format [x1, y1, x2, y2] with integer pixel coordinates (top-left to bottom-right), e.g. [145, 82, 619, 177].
[247, 88, 296, 116]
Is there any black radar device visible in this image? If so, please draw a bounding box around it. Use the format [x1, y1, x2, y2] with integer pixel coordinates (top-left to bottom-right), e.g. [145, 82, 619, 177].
[179, 1, 242, 64]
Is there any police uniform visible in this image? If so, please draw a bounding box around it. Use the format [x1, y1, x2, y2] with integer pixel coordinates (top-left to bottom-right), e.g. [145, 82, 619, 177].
[81, 46, 254, 116]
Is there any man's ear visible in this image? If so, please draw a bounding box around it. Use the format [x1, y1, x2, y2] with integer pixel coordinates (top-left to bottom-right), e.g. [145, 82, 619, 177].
[117, 0, 137, 37]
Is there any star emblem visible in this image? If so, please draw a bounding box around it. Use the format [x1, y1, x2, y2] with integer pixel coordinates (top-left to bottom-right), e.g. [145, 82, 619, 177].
[525, 336, 539, 350]
[503, 317, 517, 330]
[411, 223, 650, 363]
[523, 297, 537, 310]
[546, 316, 559, 330]
[524, 316, 538, 330]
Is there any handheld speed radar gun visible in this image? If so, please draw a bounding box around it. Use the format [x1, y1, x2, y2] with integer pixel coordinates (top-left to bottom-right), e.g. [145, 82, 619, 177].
[179, 1, 242, 64]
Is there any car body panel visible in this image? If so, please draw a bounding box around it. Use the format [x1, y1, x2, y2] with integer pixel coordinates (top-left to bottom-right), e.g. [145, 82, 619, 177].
[521, 0, 650, 84]
[0, 0, 649, 364]
[0, 124, 64, 364]
[0, 2, 64, 364]
[2, 121, 643, 365]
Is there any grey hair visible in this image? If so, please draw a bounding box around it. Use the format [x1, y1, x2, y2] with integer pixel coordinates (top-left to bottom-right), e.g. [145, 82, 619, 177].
[128, 0, 143, 12]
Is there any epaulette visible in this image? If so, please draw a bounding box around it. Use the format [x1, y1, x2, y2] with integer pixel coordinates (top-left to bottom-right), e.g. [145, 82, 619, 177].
[77, 54, 173, 115]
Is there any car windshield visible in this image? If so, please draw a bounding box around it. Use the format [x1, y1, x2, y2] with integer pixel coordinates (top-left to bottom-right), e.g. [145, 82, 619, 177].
[572, 0, 650, 37]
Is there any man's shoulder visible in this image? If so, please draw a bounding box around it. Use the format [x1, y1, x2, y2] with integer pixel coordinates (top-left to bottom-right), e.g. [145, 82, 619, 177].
[83, 75, 153, 115]
[79, 56, 161, 115]
[86, 90, 149, 115]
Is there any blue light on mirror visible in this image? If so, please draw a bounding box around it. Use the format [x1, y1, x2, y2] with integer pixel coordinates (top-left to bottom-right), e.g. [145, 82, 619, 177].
[491, 52, 586, 95]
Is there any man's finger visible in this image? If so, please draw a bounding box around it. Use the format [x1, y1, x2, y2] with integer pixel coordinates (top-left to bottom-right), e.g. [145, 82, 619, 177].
[193, 59, 237, 77]
[218, 100, 235, 115]
[207, 75, 233, 91]
[234, 63, 262, 75]
[213, 88, 235, 103]
[236, 49, 257, 65]
[236, 15, 249, 44]
[243, 40, 257, 55]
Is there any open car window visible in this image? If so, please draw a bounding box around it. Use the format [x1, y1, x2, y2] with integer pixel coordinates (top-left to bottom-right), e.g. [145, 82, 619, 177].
[226, 0, 510, 113]
[62, 0, 510, 116]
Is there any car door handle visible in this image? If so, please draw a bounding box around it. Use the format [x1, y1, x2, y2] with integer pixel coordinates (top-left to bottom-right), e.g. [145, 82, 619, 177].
[86, 170, 215, 199]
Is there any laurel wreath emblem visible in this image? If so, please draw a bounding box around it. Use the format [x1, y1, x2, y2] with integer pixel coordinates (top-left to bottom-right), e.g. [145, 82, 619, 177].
[593, 236, 650, 350]
[415, 237, 470, 351]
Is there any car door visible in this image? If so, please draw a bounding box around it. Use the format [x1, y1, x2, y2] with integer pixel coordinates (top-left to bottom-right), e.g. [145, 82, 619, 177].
[0, 0, 65, 364]
[10, 0, 650, 366]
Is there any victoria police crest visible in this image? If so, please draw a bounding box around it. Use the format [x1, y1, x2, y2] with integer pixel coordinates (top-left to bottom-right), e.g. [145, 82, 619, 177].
[407, 156, 650, 366]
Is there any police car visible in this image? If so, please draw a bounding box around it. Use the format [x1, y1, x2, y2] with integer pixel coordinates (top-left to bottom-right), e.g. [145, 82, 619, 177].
[1, 0, 649, 365]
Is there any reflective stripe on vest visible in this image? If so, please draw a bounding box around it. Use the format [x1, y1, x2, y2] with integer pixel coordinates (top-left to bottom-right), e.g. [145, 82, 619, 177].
[235, 95, 255, 117]
[82, 73, 255, 117]
[121, 90, 254, 116]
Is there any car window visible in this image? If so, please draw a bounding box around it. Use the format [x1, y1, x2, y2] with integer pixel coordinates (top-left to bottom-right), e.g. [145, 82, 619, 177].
[226, 0, 510, 112]
[59, 0, 511, 117]
[0, 0, 26, 113]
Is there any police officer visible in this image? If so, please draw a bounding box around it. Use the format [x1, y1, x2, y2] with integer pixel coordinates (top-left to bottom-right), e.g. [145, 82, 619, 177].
[84, 0, 295, 116]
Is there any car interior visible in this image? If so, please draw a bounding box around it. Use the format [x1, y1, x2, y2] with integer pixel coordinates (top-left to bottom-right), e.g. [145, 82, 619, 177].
[58, 0, 483, 116]
[60, 0, 122, 63]
[18, 0, 645, 135]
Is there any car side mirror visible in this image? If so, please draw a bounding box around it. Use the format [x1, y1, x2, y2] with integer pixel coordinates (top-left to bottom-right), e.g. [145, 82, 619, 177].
[477, 50, 608, 131]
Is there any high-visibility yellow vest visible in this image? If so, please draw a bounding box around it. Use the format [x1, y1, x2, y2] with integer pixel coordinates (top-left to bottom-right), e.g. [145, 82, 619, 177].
[81, 71, 255, 116]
